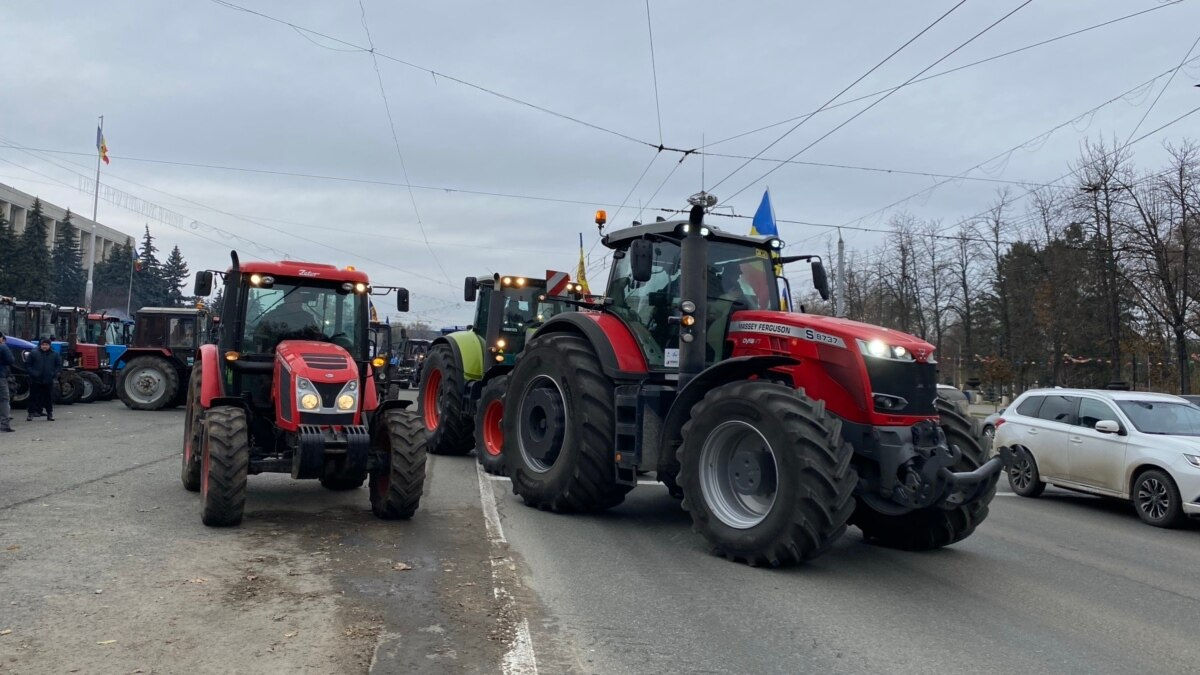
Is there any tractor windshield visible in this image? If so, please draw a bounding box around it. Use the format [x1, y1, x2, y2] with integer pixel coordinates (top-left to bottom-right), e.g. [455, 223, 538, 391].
[0, 303, 11, 335]
[14, 307, 54, 341]
[243, 280, 364, 359]
[55, 313, 87, 344]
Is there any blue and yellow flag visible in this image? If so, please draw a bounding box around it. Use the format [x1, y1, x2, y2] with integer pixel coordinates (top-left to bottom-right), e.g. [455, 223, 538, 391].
[750, 189, 777, 237]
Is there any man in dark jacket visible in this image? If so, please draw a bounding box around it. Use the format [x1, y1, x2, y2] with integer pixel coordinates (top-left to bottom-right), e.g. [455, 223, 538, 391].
[26, 338, 61, 422]
[0, 331, 14, 432]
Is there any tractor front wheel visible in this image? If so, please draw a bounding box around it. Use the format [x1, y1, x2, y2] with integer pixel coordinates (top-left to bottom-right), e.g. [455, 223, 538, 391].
[505, 334, 632, 512]
[678, 381, 857, 566]
[474, 376, 508, 475]
[181, 367, 203, 492]
[200, 406, 250, 527]
[369, 409, 427, 519]
[77, 371, 103, 404]
[850, 399, 995, 551]
[417, 344, 473, 455]
[55, 372, 82, 405]
[9, 375, 30, 409]
[117, 356, 179, 410]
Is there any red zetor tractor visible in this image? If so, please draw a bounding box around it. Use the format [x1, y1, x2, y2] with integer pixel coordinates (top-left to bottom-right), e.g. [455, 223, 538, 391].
[185, 252, 424, 527]
[474, 204, 1004, 566]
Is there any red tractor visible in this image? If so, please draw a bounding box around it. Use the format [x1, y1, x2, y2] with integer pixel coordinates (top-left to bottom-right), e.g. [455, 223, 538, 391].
[186, 253, 424, 526]
[413, 205, 1004, 566]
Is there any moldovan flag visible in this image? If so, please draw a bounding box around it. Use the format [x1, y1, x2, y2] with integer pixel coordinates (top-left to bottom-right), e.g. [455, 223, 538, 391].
[132, 244, 142, 271]
[96, 126, 110, 165]
[576, 233, 590, 294]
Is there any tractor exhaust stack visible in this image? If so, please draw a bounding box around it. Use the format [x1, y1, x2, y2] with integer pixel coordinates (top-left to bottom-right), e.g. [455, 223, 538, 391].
[678, 205, 707, 388]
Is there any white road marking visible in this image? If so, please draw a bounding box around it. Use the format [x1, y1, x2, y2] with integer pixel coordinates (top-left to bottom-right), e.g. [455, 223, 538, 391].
[486, 474, 661, 487]
[477, 463, 538, 675]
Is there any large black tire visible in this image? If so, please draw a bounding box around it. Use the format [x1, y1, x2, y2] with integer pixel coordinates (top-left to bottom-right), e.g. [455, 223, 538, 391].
[181, 367, 203, 492]
[678, 382, 857, 566]
[9, 374, 30, 409]
[117, 356, 179, 410]
[504, 334, 632, 512]
[1132, 468, 1186, 528]
[474, 376, 509, 476]
[1007, 445, 1045, 497]
[55, 372, 82, 405]
[417, 343, 473, 455]
[369, 409, 427, 519]
[77, 371, 103, 404]
[200, 406, 250, 527]
[851, 399, 995, 551]
[97, 371, 116, 400]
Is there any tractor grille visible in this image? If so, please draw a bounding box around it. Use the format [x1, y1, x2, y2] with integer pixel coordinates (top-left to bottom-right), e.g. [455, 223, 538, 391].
[300, 412, 354, 425]
[865, 359, 937, 415]
[301, 353, 348, 370]
[315, 382, 343, 408]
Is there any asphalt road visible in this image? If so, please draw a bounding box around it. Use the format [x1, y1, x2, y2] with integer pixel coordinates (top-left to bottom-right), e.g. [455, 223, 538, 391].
[3, 397, 1200, 673]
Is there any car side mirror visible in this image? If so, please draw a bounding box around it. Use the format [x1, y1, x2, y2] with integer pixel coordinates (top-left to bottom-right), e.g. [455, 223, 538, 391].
[630, 239, 653, 283]
[464, 277, 477, 302]
[194, 271, 213, 297]
[1095, 420, 1120, 434]
[396, 288, 409, 312]
[811, 261, 830, 301]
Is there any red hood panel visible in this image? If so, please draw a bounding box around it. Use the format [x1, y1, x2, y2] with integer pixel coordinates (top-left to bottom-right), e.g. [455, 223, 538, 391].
[729, 310, 936, 363]
[276, 340, 359, 382]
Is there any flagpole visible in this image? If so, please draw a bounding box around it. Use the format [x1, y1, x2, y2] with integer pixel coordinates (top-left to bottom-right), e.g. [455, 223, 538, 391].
[84, 115, 103, 308]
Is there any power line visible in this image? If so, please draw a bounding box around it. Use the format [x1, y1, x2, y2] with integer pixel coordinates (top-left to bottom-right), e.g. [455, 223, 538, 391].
[721, 0, 1036, 206]
[644, 0, 664, 146]
[702, 0, 1185, 150]
[708, 0, 967, 192]
[1121, 31, 1200, 147]
[356, 0, 451, 285]
[206, 0, 654, 148]
[699, 151, 1057, 188]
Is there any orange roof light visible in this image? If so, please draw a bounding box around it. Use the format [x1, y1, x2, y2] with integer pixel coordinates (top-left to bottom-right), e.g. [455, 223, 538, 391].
[595, 210, 607, 226]
[345, 265, 356, 271]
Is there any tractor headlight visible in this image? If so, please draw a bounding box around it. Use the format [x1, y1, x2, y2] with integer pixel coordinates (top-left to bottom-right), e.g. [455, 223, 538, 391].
[335, 379, 358, 411]
[297, 377, 320, 410]
[857, 339, 915, 362]
[337, 394, 355, 410]
[300, 393, 320, 410]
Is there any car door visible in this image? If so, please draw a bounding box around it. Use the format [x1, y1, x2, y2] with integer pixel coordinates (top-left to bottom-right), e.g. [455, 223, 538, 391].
[1021, 394, 1079, 481]
[1068, 397, 1128, 492]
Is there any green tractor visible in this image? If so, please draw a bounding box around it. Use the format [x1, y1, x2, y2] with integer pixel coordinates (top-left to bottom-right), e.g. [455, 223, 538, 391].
[418, 271, 582, 474]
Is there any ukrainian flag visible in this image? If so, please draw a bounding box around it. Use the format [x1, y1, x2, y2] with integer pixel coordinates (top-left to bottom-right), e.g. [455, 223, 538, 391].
[750, 189, 777, 237]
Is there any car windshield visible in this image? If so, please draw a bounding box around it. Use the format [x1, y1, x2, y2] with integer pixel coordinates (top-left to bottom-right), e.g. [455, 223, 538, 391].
[1116, 400, 1200, 436]
[243, 280, 364, 358]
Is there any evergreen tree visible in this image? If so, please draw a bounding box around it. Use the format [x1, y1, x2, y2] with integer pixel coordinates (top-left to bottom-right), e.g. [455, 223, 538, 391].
[162, 245, 190, 307]
[132, 225, 168, 308]
[0, 208, 15, 295]
[50, 209, 86, 306]
[12, 198, 52, 300]
[211, 286, 225, 316]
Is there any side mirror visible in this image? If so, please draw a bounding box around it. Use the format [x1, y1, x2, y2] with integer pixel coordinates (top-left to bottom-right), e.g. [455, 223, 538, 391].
[1095, 420, 1120, 434]
[396, 288, 410, 312]
[630, 239, 653, 283]
[464, 277, 477, 302]
[811, 261, 830, 301]
[194, 271, 213, 297]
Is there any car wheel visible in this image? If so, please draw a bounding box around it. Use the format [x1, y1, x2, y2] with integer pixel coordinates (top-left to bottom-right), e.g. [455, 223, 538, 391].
[1007, 446, 1045, 498]
[1132, 469, 1185, 528]
[982, 425, 994, 440]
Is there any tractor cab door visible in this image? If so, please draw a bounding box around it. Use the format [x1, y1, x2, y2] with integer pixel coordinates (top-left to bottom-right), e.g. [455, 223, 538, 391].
[167, 315, 200, 367]
[607, 240, 682, 368]
[704, 243, 777, 360]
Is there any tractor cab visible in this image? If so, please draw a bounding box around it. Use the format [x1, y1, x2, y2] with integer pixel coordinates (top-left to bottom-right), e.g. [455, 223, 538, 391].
[464, 271, 583, 370]
[53, 306, 113, 402]
[114, 307, 211, 410]
[0, 296, 13, 338]
[184, 254, 424, 527]
[11, 300, 57, 342]
[370, 320, 395, 397]
[395, 337, 430, 389]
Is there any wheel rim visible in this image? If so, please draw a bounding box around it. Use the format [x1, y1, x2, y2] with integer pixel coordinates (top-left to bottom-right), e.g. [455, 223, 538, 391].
[699, 420, 779, 529]
[423, 368, 442, 431]
[1137, 477, 1170, 520]
[1009, 451, 1033, 491]
[80, 377, 93, 399]
[126, 367, 166, 404]
[517, 375, 567, 473]
[984, 426, 994, 439]
[483, 399, 504, 457]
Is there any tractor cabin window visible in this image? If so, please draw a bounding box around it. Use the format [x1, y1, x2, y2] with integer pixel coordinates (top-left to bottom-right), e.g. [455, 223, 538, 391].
[242, 281, 364, 359]
[168, 317, 197, 349]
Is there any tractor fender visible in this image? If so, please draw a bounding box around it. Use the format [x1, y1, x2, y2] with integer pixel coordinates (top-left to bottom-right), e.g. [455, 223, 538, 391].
[657, 355, 800, 464]
[114, 347, 171, 369]
[531, 312, 648, 379]
[434, 331, 485, 382]
[197, 344, 225, 407]
[376, 398, 414, 414]
[480, 364, 513, 386]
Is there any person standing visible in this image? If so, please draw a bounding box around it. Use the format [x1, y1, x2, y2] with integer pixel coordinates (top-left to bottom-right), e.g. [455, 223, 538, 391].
[26, 338, 61, 422]
[0, 331, 14, 432]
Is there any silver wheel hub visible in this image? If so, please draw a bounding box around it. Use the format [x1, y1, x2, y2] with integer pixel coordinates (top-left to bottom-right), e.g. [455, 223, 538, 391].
[128, 368, 165, 403]
[699, 420, 778, 529]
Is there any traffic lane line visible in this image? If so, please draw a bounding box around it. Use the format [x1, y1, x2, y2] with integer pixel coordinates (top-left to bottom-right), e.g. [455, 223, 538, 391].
[477, 463, 538, 675]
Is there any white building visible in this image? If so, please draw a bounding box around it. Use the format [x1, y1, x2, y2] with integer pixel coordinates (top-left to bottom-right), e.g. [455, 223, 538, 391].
[0, 182, 135, 266]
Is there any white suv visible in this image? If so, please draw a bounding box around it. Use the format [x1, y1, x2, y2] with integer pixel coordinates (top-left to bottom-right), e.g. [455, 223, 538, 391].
[994, 388, 1200, 527]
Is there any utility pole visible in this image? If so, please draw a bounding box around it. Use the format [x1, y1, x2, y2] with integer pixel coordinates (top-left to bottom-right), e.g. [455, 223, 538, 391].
[836, 229, 846, 317]
[84, 115, 103, 308]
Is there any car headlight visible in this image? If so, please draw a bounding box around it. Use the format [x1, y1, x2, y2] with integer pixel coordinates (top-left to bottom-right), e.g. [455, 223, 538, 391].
[1185, 454, 1200, 469]
[857, 339, 914, 362]
[300, 393, 320, 410]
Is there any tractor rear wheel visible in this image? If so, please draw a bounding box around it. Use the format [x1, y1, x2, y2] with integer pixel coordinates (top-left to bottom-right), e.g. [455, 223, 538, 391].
[678, 382, 857, 566]
[851, 399, 995, 551]
[505, 334, 632, 512]
[474, 376, 508, 475]
[77, 371, 103, 403]
[200, 406, 250, 527]
[369, 409, 427, 519]
[97, 371, 116, 400]
[181, 367, 203, 492]
[118, 356, 179, 410]
[9, 375, 30, 409]
[418, 344, 473, 455]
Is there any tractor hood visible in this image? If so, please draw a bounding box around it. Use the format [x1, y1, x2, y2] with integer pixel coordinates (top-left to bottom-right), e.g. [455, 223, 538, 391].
[4, 336, 35, 351]
[728, 310, 936, 363]
[276, 340, 360, 383]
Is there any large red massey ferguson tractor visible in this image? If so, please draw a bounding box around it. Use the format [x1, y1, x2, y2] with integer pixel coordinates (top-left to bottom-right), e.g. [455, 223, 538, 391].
[453, 205, 1005, 566]
[185, 253, 425, 526]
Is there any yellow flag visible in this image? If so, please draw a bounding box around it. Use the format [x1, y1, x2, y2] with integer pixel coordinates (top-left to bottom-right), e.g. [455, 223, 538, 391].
[576, 235, 590, 294]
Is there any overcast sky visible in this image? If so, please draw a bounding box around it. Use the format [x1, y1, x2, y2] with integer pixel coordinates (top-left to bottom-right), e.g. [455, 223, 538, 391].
[3, 0, 1199, 324]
